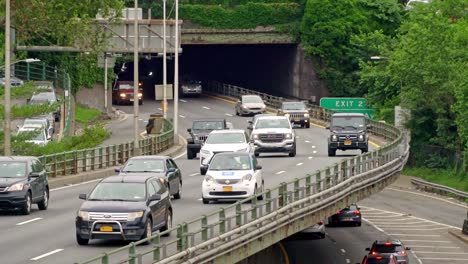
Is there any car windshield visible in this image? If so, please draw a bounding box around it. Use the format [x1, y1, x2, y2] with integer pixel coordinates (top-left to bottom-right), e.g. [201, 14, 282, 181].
[206, 132, 246, 144]
[24, 119, 46, 127]
[255, 119, 290, 129]
[283, 102, 306, 110]
[119, 84, 133, 89]
[18, 129, 46, 141]
[331, 116, 365, 130]
[88, 182, 146, 201]
[29, 93, 55, 104]
[243, 96, 263, 103]
[122, 159, 165, 173]
[210, 155, 251, 171]
[373, 244, 404, 253]
[0, 162, 27, 178]
[193, 121, 224, 130]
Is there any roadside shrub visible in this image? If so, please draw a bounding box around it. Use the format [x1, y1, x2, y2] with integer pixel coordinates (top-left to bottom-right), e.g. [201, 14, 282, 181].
[0, 82, 37, 99]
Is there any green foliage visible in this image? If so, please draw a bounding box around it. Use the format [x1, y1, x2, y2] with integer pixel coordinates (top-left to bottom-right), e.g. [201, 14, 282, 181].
[0, 82, 37, 99]
[75, 105, 103, 124]
[403, 167, 468, 192]
[9, 124, 110, 156]
[0, 103, 60, 119]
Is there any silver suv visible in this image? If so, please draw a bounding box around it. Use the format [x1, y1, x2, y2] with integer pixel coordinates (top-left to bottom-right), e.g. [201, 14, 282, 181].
[250, 116, 296, 157]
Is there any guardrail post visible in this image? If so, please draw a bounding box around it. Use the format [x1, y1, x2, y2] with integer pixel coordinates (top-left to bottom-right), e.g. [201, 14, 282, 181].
[182, 223, 188, 249]
[176, 224, 183, 251]
[41, 63, 46, 80]
[236, 201, 242, 226]
[201, 215, 208, 241]
[101, 253, 109, 264]
[128, 242, 136, 264]
[333, 163, 339, 185]
[279, 182, 287, 207]
[266, 189, 272, 213]
[325, 167, 331, 189]
[315, 170, 322, 194]
[294, 178, 300, 201]
[341, 160, 348, 181]
[305, 174, 312, 196]
[151, 234, 161, 261]
[251, 197, 258, 220]
[219, 209, 226, 233]
[463, 211, 468, 235]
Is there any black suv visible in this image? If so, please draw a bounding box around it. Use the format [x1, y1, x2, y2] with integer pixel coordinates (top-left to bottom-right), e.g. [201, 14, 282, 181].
[186, 119, 231, 159]
[75, 174, 173, 245]
[0, 156, 49, 215]
[277, 101, 310, 128]
[326, 113, 370, 156]
[365, 240, 410, 264]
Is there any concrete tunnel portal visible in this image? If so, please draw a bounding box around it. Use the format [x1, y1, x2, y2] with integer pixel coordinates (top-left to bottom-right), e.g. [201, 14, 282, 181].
[114, 44, 326, 102]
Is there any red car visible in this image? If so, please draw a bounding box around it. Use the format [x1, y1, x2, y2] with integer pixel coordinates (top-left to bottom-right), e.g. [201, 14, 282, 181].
[112, 80, 143, 105]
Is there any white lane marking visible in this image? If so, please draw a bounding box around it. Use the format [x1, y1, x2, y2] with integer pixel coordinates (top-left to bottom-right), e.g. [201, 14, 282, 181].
[408, 245, 460, 249]
[346, 259, 350, 264]
[312, 150, 317, 154]
[225, 113, 233, 117]
[276, 171, 285, 175]
[190, 173, 200, 177]
[308, 156, 313, 160]
[296, 136, 300, 139]
[385, 188, 468, 209]
[362, 218, 386, 233]
[401, 240, 451, 243]
[383, 227, 449, 231]
[305, 140, 310, 143]
[202, 106, 210, 110]
[296, 163, 303, 166]
[312, 145, 316, 149]
[179, 115, 186, 118]
[51, 178, 102, 192]
[31, 249, 64, 261]
[418, 257, 468, 260]
[180, 99, 187, 102]
[415, 252, 468, 255]
[388, 234, 441, 237]
[378, 223, 439, 227]
[340, 249, 346, 254]
[16, 218, 42, 226]
[364, 215, 405, 219]
[363, 211, 402, 215]
[138, 118, 143, 121]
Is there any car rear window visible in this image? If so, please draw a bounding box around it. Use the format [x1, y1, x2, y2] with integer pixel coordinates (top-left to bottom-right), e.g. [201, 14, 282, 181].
[373, 244, 403, 253]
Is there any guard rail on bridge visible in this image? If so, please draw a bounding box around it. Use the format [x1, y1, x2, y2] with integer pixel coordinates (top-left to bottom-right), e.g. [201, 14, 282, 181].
[78, 82, 409, 264]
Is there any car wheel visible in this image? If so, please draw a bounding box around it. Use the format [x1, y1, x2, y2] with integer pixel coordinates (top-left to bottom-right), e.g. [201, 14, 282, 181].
[161, 210, 172, 236]
[38, 188, 49, 210]
[173, 181, 182, 199]
[21, 192, 32, 215]
[257, 181, 264, 200]
[140, 218, 153, 244]
[306, 123, 310, 128]
[361, 147, 368, 153]
[202, 196, 210, 204]
[289, 145, 296, 157]
[328, 147, 336, 157]
[187, 149, 195, 160]
[254, 152, 260, 157]
[76, 233, 89, 245]
[356, 222, 362, 227]
[319, 233, 326, 239]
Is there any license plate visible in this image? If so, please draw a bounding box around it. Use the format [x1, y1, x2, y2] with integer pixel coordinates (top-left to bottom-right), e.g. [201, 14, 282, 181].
[344, 140, 352, 146]
[100, 226, 113, 232]
[343, 218, 353, 221]
[130, 98, 134, 102]
[222, 186, 233, 192]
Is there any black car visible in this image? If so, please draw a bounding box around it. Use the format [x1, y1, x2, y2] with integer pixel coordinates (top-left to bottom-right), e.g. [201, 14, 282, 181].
[75, 174, 173, 245]
[116, 156, 182, 199]
[0, 156, 49, 215]
[328, 203, 361, 226]
[366, 240, 411, 264]
[360, 254, 399, 264]
[326, 113, 370, 156]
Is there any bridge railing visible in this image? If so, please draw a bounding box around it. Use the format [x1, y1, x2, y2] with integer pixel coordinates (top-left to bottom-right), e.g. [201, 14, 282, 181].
[39, 119, 174, 177]
[77, 82, 409, 264]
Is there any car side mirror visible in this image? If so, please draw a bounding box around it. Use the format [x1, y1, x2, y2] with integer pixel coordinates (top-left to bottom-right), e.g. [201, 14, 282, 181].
[114, 167, 122, 173]
[200, 165, 208, 175]
[29, 172, 40, 178]
[247, 120, 253, 124]
[26, 98, 31, 104]
[187, 128, 192, 133]
[149, 194, 162, 202]
[47, 135, 52, 140]
[255, 165, 262, 170]
[167, 167, 176, 173]
[79, 193, 87, 200]
[365, 247, 370, 251]
[247, 125, 253, 130]
[237, 100, 241, 104]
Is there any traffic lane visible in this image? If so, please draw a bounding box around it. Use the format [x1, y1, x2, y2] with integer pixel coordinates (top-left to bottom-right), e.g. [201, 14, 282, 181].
[360, 187, 467, 228]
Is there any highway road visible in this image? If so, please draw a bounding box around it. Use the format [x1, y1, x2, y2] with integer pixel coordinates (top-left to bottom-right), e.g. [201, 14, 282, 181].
[0, 95, 465, 264]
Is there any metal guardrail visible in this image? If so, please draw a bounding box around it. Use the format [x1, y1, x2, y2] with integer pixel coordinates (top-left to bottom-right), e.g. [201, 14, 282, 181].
[411, 178, 468, 202]
[77, 82, 409, 264]
[39, 119, 174, 177]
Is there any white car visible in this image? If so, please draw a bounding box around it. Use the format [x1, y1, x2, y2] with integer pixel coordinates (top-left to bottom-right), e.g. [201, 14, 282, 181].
[16, 124, 50, 146]
[199, 129, 253, 175]
[250, 115, 296, 157]
[202, 152, 264, 204]
[21, 117, 54, 140]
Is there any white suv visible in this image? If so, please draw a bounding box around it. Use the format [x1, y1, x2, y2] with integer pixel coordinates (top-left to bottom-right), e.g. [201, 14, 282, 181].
[202, 152, 263, 204]
[199, 129, 252, 175]
[250, 116, 296, 157]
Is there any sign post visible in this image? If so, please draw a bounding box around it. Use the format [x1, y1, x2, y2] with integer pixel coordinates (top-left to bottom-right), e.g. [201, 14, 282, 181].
[319, 97, 374, 118]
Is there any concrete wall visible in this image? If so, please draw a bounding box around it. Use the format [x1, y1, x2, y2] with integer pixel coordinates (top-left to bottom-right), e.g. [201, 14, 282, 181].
[236, 244, 286, 264]
[74, 83, 111, 113]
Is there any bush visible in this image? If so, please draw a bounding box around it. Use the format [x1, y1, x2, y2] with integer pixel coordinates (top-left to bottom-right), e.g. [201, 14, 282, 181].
[0, 103, 61, 119]
[403, 166, 468, 192]
[0, 82, 37, 99]
[75, 105, 103, 124]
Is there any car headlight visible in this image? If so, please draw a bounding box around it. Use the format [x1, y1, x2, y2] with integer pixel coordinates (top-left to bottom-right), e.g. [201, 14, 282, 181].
[138, 93, 142, 97]
[127, 211, 144, 221]
[285, 133, 293, 139]
[331, 135, 338, 142]
[242, 174, 253, 181]
[252, 134, 259, 140]
[358, 134, 365, 141]
[200, 149, 211, 155]
[285, 114, 290, 119]
[205, 175, 214, 183]
[120, 93, 126, 98]
[78, 210, 90, 221]
[6, 182, 26, 192]
[261, 105, 266, 109]
[241, 105, 248, 109]
[304, 113, 310, 117]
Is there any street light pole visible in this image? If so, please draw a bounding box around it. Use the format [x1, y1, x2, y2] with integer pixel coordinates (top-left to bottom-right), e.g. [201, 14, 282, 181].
[173, 0, 179, 143]
[4, 0, 12, 155]
[133, 1, 140, 152]
[163, 0, 167, 119]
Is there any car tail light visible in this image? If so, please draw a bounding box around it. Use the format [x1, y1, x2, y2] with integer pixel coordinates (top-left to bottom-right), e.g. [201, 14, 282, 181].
[371, 251, 377, 255]
[400, 250, 406, 255]
[336, 210, 341, 215]
[362, 257, 367, 264]
[317, 221, 324, 225]
[376, 256, 383, 260]
[384, 242, 392, 246]
[354, 210, 361, 215]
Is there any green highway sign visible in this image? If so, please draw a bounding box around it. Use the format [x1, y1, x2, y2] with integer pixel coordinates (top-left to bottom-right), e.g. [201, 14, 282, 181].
[319, 97, 374, 118]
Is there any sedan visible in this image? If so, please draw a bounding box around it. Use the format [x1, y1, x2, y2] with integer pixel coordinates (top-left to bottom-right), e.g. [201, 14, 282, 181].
[235, 95, 266, 116]
[366, 240, 411, 264]
[116, 156, 182, 199]
[360, 254, 399, 264]
[0, 75, 24, 87]
[202, 152, 264, 204]
[328, 203, 362, 226]
[75, 174, 172, 245]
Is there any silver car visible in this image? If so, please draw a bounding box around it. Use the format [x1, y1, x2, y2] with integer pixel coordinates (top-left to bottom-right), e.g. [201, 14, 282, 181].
[0, 76, 24, 87]
[235, 95, 266, 116]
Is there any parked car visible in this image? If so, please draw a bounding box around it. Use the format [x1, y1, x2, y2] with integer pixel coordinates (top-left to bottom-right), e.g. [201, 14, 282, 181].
[235, 95, 266, 116]
[0, 156, 49, 215]
[16, 124, 51, 146]
[20, 116, 54, 140]
[249, 115, 296, 157]
[328, 203, 362, 226]
[75, 174, 173, 245]
[202, 152, 263, 204]
[116, 156, 182, 199]
[359, 254, 399, 264]
[180, 78, 202, 97]
[277, 101, 310, 128]
[33, 80, 55, 92]
[365, 240, 411, 264]
[27, 91, 60, 122]
[199, 129, 253, 175]
[186, 119, 233, 160]
[0, 75, 24, 87]
[112, 80, 143, 105]
[326, 113, 370, 156]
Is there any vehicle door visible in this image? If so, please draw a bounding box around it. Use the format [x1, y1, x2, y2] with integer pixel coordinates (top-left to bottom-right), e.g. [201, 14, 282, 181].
[165, 160, 176, 193]
[168, 159, 181, 190]
[151, 180, 166, 227]
[28, 159, 45, 201]
[146, 180, 160, 227]
[251, 156, 262, 187]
